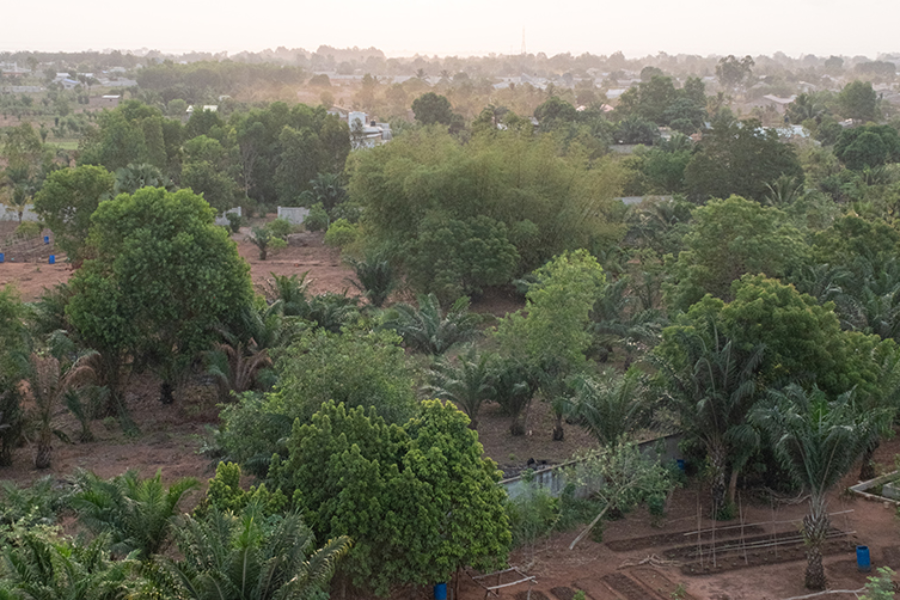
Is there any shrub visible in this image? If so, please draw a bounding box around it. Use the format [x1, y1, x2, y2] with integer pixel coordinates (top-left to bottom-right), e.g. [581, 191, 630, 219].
[324, 218, 358, 248]
[267, 217, 294, 238]
[303, 203, 329, 232]
[15, 221, 42, 238]
[225, 212, 242, 233]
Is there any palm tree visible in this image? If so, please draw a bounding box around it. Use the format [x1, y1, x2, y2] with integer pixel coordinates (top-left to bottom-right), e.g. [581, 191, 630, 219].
[381, 293, 481, 355]
[425, 346, 494, 429]
[70, 469, 199, 560]
[27, 347, 97, 469]
[566, 368, 651, 448]
[1, 528, 145, 600]
[345, 251, 397, 308]
[654, 324, 764, 516]
[752, 385, 885, 590]
[488, 357, 537, 436]
[164, 505, 350, 600]
[265, 272, 310, 316]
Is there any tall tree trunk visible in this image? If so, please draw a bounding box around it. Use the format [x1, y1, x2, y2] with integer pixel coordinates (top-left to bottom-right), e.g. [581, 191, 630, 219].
[804, 496, 829, 590]
[35, 436, 52, 469]
[709, 444, 728, 518]
[160, 381, 175, 405]
[552, 409, 564, 441]
[727, 468, 740, 506]
[858, 441, 879, 481]
[509, 413, 525, 436]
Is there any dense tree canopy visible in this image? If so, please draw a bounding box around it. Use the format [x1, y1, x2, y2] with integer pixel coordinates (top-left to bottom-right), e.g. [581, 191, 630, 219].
[666, 196, 806, 313]
[684, 118, 804, 202]
[33, 165, 115, 260]
[347, 127, 624, 298]
[67, 187, 253, 405]
[270, 400, 510, 596]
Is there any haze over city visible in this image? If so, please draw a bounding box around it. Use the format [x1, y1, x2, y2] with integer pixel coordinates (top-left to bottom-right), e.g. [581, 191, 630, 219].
[3, 0, 900, 58]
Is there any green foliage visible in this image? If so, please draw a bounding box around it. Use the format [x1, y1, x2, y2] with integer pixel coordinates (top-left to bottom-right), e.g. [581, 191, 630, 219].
[216, 328, 417, 473]
[506, 473, 559, 551]
[303, 204, 329, 232]
[666, 196, 806, 313]
[195, 462, 286, 518]
[426, 345, 494, 428]
[323, 218, 357, 248]
[411, 92, 455, 125]
[345, 250, 397, 308]
[66, 187, 254, 406]
[684, 118, 804, 202]
[348, 128, 624, 294]
[163, 504, 349, 600]
[567, 442, 674, 549]
[225, 211, 242, 233]
[381, 293, 482, 355]
[231, 102, 349, 205]
[0, 287, 28, 466]
[834, 125, 900, 170]
[0, 524, 148, 600]
[70, 469, 199, 559]
[838, 80, 879, 122]
[13, 221, 41, 238]
[861, 567, 896, 600]
[566, 368, 651, 447]
[269, 400, 511, 596]
[752, 385, 884, 589]
[0, 477, 66, 527]
[496, 250, 607, 440]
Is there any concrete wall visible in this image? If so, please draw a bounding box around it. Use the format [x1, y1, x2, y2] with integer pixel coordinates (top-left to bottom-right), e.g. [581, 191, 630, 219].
[277, 206, 310, 225]
[499, 433, 683, 500]
[1, 204, 40, 222]
[214, 206, 242, 226]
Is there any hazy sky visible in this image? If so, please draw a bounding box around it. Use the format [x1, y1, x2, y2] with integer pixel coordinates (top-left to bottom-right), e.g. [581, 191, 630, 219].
[3, 0, 898, 59]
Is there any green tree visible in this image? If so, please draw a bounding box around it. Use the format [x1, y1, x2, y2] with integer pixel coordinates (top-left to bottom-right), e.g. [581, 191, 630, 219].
[411, 92, 454, 125]
[752, 385, 885, 590]
[0, 526, 146, 600]
[833, 125, 900, 170]
[0, 286, 28, 467]
[567, 368, 651, 448]
[269, 400, 511, 596]
[426, 346, 495, 429]
[33, 166, 115, 260]
[70, 469, 199, 560]
[496, 250, 607, 440]
[684, 118, 804, 202]
[715, 55, 754, 89]
[67, 187, 253, 410]
[381, 293, 481, 355]
[654, 311, 763, 514]
[216, 328, 417, 473]
[163, 505, 349, 600]
[838, 80, 879, 122]
[666, 196, 806, 313]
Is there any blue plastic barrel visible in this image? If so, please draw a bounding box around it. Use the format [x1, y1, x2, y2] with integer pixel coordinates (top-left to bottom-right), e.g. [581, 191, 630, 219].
[49, 255, 55, 265]
[676, 459, 686, 471]
[857, 545, 871, 572]
[43, 235, 49, 245]
[0, 252, 4, 263]
[433, 583, 447, 600]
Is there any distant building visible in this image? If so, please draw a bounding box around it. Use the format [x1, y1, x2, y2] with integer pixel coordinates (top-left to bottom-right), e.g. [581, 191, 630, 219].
[762, 94, 797, 114]
[348, 111, 392, 149]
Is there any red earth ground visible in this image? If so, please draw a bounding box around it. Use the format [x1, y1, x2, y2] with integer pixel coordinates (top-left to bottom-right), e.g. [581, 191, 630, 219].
[2, 226, 900, 599]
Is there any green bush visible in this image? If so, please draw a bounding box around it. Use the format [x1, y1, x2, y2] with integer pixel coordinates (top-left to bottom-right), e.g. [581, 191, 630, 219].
[267, 217, 294, 238]
[225, 212, 242, 233]
[303, 203, 329, 232]
[324, 218, 358, 248]
[15, 221, 42, 238]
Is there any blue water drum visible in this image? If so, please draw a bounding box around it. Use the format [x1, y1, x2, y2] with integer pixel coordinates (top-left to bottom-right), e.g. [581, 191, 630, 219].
[49, 255, 55, 265]
[0, 252, 4, 263]
[857, 545, 871, 572]
[43, 235, 49, 244]
[433, 583, 447, 600]
[676, 459, 686, 471]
